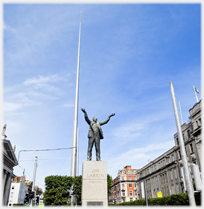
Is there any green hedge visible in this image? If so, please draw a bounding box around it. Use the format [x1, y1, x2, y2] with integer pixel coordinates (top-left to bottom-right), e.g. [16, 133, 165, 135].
[109, 192, 201, 206]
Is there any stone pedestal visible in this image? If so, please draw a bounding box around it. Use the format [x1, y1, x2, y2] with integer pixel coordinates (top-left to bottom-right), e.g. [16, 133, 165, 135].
[82, 161, 107, 207]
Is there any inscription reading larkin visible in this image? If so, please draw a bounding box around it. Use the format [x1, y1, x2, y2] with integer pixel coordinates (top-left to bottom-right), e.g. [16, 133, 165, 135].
[87, 169, 104, 178]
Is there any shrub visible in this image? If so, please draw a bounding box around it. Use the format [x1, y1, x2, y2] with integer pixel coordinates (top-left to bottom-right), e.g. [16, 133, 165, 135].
[112, 192, 201, 206]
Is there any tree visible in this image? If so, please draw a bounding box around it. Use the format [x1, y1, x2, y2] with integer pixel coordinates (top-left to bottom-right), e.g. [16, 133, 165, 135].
[43, 175, 73, 205]
[107, 174, 113, 198]
[72, 175, 82, 205]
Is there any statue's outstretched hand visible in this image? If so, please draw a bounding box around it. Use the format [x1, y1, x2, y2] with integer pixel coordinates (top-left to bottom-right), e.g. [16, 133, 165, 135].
[81, 108, 86, 114]
[109, 113, 115, 118]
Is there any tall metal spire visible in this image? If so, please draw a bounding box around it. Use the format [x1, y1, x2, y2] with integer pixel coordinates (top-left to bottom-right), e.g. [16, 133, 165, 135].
[70, 12, 82, 177]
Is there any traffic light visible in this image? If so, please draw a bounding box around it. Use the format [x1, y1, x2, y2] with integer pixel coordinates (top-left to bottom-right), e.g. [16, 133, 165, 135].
[28, 191, 35, 199]
[36, 196, 40, 206]
[24, 193, 29, 204]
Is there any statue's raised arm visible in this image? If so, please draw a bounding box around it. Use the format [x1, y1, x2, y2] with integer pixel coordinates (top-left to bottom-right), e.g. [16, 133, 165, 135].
[81, 108, 91, 125]
[99, 113, 116, 126]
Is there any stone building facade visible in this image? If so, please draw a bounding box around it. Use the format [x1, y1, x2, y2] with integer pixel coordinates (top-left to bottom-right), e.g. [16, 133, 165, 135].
[136, 100, 202, 199]
[3, 138, 18, 206]
[110, 100, 202, 203]
[110, 166, 139, 204]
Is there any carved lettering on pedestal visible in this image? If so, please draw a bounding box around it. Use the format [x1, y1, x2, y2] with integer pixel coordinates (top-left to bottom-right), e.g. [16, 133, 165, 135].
[87, 169, 104, 178]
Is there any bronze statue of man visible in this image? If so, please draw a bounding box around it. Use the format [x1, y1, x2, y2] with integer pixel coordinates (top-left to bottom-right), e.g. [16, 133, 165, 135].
[81, 108, 115, 161]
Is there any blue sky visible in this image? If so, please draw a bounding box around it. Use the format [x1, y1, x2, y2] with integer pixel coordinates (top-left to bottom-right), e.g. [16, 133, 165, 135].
[2, 3, 201, 192]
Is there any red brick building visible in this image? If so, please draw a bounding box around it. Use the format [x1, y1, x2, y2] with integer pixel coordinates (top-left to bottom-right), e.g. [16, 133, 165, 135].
[110, 166, 139, 204]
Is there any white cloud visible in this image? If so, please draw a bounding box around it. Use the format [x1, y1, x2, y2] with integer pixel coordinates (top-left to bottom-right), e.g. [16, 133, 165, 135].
[23, 74, 71, 92]
[3, 102, 23, 112]
[24, 75, 63, 85]
[112, 111, 171, 142]
[63, 104, 74, 107]
[107, 140, 174, 178]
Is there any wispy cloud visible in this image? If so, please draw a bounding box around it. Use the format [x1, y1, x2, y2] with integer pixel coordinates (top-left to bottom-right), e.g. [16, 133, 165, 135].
[63, 103, 74, 107]
[23, 74, 68, 91]
[4, 102, 23, 112]
[111, 111, 171, 143]
[107, 140, 174, 177]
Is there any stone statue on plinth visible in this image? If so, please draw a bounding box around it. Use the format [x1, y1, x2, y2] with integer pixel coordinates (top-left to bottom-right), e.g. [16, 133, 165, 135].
[81, 108, 115, 161]
[2, 124, 7, 139]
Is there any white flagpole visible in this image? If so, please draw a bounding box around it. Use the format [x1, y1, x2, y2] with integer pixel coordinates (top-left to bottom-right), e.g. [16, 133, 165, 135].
[170, 82, 196, 207]
[178, 101, 183, 125]
[193, 86, 199, 103]
[70, 12, 82, 178]
[76, 127, 79, 176]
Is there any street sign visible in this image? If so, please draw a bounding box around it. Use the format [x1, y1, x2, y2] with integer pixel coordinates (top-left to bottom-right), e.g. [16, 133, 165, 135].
[39, 200, 44, 207]
[157, 191, 163, 198]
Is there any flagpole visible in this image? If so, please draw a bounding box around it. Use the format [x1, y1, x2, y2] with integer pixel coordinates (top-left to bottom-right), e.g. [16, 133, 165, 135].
[193, 86, 199, 103]
[170, 82, 196, 207]
[178, 101, 183, 125]
[70, 12, 82, 177]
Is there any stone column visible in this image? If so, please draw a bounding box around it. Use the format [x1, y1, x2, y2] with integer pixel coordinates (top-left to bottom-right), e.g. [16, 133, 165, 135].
[4, 172, 11, 206]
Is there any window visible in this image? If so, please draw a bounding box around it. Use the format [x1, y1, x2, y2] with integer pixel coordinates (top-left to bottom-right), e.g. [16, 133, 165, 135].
[178, 151, 181, 159]
[154, 165, 157, 170]
[122, 177, 124, 180]
[165, 173, 168, 182]
[134, 184, 136, 188]
[158, 163, 160, 168]
[130, 198, 133, 201]
[129, 177, 131, 180]
[170, 170, 173, 180]
[134, 177, 136, 180]
[129, 184, 132, 188]
[156, 176, 158, 185]
[174, 169, 177, 178]
[129, 191, 133, 196]
[187, 130, 190, 139]
[122, 192, 125, 196]
[153, 178, 155, 185]
[122, 184, 125, 188]
[128, 170, 131, 174]
[163, 159, 166, 166]
[152, 166, 153, 172]
[172, 154, 175, 161]
[176, 183, 180, 193]
[199, 118, 202, 126]
[172, 185, 175, 194]
[182, 133, 185, 141]
[169, 157, 171, 163]
[176, 138, 179, 146]
[185, 146, 188, 154]
[190, 143, 194, 153]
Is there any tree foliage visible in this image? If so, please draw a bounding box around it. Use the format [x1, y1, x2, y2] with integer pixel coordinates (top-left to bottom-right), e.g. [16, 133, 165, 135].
[72, 175, 82, 205]
[107, 174, 113, 197]
[43, 175, 73, 205]
[44, 174, 114, 206]
[109, 192, 201, 206]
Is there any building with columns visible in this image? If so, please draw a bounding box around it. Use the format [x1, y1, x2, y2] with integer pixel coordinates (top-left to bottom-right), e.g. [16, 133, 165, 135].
[110, 100, 202, 203]
[136, 100, 202, 200]
[2, 131, 18, 206]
